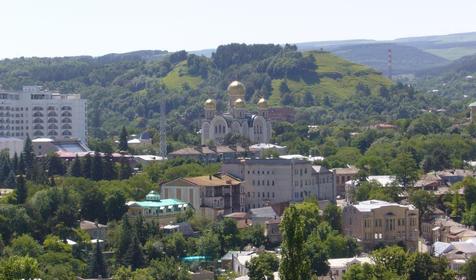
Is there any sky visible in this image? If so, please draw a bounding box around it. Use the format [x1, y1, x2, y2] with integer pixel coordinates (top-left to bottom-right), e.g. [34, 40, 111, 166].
[1, 0, 476, 58]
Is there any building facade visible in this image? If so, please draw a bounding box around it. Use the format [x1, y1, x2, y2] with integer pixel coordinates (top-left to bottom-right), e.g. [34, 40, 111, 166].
[342, 200, 419, 251]
[334, 167, 359, 197]
[221, 158, 336, 210]
[0, 86, 86, 142]
[161, 174, 242, 218]
[126, 191, 190, 225]
[201, 81, 272, 145]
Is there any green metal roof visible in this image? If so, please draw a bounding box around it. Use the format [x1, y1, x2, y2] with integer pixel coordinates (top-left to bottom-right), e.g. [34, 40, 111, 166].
[133, 198, 187, 208]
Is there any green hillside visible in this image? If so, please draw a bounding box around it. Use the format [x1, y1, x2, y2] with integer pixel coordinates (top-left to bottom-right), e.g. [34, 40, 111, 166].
[162, 61, 204, 91]
[0, 44, 423, 149]
[268, 52, 392, 105]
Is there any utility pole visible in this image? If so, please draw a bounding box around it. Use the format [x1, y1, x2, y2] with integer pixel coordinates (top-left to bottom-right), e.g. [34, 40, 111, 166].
[159, 88, 167, 158]
[387, 48, 393, 80]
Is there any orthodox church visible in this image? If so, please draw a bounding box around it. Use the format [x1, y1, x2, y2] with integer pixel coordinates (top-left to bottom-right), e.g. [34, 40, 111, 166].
[201, 81, 272, 145]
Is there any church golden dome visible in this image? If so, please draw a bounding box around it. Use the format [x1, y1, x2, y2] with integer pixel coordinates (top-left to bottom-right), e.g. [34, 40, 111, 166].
[257, 98, 268, 109]
[234, 98, 245, 108]
[204, 98, 216, 110]
[227, 81, 245, 98]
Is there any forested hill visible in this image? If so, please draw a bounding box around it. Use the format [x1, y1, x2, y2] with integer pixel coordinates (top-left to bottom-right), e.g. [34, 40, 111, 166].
[0, 43, 440, 148]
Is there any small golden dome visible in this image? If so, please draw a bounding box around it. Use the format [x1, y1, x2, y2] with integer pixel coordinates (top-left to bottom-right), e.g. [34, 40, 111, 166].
[204, 98, 216, 110]
[227, 81, 245, 97]
[257, 98, 268, 109]
[234, 98, 245, 108]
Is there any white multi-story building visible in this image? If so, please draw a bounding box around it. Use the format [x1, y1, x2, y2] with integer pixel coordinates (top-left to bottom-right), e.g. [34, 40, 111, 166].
[221, 158, 336, 210]
[0, 86, 86, 142]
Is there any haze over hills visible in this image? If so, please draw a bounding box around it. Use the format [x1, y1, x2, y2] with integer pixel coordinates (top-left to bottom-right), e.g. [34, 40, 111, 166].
[190, 32, 476, 76]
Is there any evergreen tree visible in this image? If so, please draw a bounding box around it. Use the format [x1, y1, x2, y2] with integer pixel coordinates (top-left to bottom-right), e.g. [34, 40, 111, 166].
[22, 135, 34, 178]
[82, 154, 92, 179]
[134, 214, 147, 244]
[117, 215, 132, 264]
[118, 156, 132, 180]
[17, 154, 25, 175]
[70, 155, 82, 177]
[124, 234, 145, 270]
[0, 161, 11, 183]
[118, 126, 128, 152]
[91, 151, 103, 181]
[4, 170, 16, 188]
[102, 153, 116, 180]
[89, 241, 108, 278]
[12, 153, 18, 175]
[46, 153, 66, 176]
[15, 175, 27, 204]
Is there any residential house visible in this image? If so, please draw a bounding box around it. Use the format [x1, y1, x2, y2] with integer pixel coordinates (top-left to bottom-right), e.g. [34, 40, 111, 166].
[161, 174, 242, 219]
[79, 220, 107, 241]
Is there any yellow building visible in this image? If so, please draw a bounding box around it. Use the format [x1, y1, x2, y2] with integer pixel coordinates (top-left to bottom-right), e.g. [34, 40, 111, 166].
[342, 200, 419, 251]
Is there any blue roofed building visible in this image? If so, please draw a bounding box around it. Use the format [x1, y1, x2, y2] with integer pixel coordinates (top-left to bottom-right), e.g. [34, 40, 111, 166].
[126, 190, 191, 225]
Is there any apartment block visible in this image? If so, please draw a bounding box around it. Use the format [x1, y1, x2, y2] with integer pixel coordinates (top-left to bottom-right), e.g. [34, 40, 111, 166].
[221, 158, 336, 210]
[0, 86, 86, 142]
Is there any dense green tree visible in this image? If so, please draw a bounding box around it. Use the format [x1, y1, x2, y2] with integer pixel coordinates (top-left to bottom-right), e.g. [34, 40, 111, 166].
[105, 191, 127, 221]
[91, 151, 104, 181]
[240, 224, 266, 247]
[343, 263, 376, 280]
[409, 190, 435, 232]
[80, 187, 106, 223]
[15, 175, 27, 204]
[279, 205, 311, 280]
[117, 215, 133, 264]
[305, 233, 330, 276]
[5, 234, 42, 257]
[390, 152, 419, 187]
[46, 153, 66, 176]
[462, 256, 476, 280]
[0, 255, 41, 280]
[323, 203, 342, 232]
[197, 230, 221, 259]
[22, 135, 35, 178]
[463, 177, 476, 208]
[4, 170, 16, 188]
[70, 154, 82, 177]
[102, 152, 116, 180]
[82, 154, 92, 179]
[119, 126, 129, 151]
[406, 253, 435, 280]
[148, 258, 192, 280]
[214, 218, 240, 255]
[119, 156, 132, 180]
[89, 241, 108, 278]
[371, 246, 407, 275]
[12, 152, 18, 175]
[247, 252, 280, 280]
[124, 235, 145, 270]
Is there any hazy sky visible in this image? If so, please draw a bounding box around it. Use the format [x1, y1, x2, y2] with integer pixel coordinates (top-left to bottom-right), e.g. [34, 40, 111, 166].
[1, 0, 476, 58]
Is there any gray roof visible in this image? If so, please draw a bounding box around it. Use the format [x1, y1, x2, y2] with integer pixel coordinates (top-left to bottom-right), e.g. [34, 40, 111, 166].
[250, 206, 278, 218]
[469, 101, 476, 107]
